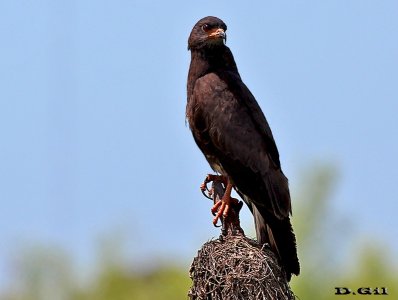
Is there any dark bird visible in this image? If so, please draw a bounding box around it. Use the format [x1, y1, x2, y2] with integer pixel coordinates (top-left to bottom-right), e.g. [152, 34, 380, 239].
[186, 16, 300, 280]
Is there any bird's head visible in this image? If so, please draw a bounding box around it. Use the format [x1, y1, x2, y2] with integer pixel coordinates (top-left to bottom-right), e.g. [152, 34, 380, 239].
[188, 16, 227, 51]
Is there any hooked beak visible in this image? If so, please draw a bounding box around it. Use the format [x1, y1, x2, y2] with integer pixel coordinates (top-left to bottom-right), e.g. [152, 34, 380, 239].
[207, 28, 226, 42]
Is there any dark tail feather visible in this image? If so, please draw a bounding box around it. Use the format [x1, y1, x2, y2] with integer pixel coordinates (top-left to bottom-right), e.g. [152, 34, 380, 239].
[252, 205, 300, 281]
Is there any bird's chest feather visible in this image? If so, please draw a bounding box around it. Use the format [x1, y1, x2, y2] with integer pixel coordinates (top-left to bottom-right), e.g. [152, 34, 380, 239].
[191, 73, 238, 121]
[188, 75, 234, 139]
[187, 74, 238, 173]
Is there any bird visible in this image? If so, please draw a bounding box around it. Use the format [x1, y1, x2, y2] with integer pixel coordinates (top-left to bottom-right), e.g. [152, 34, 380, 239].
[186, 16, 300, 280]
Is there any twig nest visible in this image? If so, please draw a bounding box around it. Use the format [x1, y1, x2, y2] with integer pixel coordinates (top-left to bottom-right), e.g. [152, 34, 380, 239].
[188, 233, 295, 300]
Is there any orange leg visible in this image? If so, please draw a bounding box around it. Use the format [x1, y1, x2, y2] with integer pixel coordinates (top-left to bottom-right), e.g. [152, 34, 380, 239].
[211, 180, 238, 226]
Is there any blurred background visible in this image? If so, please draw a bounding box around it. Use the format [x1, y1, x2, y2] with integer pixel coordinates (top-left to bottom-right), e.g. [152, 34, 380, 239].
[1, 1, 397, 299]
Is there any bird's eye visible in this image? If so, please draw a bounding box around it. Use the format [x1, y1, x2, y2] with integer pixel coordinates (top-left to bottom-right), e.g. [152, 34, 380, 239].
[201, 24, 210, 32]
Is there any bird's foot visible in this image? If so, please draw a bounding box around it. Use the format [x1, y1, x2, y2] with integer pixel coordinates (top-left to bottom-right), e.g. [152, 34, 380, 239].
[210, 181, 236, 226]
[200, 174, 228, 200]
[211, 195, 240, 226]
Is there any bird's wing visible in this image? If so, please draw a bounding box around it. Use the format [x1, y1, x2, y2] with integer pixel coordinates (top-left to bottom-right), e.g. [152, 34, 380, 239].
[222, 71, 281, 168]
[192, 71, 291, 218]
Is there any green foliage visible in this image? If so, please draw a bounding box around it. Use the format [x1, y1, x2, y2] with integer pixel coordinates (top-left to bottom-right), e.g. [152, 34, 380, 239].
[73, 265, 190, 300]
[290, 164, 398, 299]
[2, 164, 397, 299]
[3, 250, 191, 300]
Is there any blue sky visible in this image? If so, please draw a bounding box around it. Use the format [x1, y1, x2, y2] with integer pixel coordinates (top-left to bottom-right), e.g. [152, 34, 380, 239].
[1, 0, 397, 287]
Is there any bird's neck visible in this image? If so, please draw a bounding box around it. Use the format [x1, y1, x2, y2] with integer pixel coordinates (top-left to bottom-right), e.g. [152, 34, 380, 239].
[187, 46, 239, 100]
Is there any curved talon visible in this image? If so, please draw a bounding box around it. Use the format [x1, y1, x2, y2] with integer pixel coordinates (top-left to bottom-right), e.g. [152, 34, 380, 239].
[213, 220, 222, 228]
[212, 200, 228, 226]
[211, 200, 222, 216]
[200, 179, 213, 200]
[212, 204, 225, 226]
[201, 189, 213, 200]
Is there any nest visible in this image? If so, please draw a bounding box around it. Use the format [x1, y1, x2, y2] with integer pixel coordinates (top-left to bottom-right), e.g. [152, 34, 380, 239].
[188, 233, 295, 300]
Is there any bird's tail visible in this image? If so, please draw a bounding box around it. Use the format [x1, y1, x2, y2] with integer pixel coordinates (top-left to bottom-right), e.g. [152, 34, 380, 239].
[252, 204, 300, 281]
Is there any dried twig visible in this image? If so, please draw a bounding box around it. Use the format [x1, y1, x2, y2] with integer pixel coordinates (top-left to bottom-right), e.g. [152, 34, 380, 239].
[188, 234, 295, 300]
